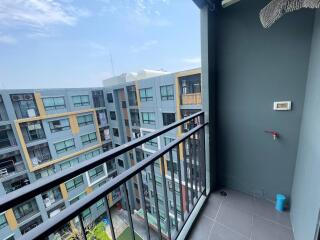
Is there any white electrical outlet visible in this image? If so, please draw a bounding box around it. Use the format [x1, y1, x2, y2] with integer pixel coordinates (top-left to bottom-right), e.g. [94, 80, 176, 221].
[273, 101, 292, 111]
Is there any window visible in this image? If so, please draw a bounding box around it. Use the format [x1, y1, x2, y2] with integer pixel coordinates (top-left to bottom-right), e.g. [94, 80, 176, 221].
[164, 137, 175, 151]
[60, 158, 79, 171]
[65, 175, 84, 191]
[121, 101, 126, 108]
[0, 213, 7, 229]
[69, 192, 86, 205]
[145, 138, 158, 147]
[130, 109, 140, 127]
[160, 85, 174, 100]
[139, 88, 153, 102]
[127, 86, 138, 106]
[81, 208, 91, 222]
[35, 167, 55, 180]
[88, 165, 105, 182]
[113, 128, 119, 137]
[162, 113, 175, 126]
[110, 111, 116, 120]
[85, 149, 101, 160]
[49, 119, 70, 133]
[42, 97, 65, 110]
[54, 139, 75, 154]
[92, 90, 105, 108]
[118, 159, 124, 168]
[24, 121, 45, 141]
[141, 112, 155, 125]
[180, 74, 201, 94]
[96, 199, 105, 210]
[125, 119, 129, 127]
[81, 132, 97, 145]
[13, 200, 38, 222]
[0, 128, 12, 149]
[72, 95, 90, 107]
[77, 114, 94, 127]
[107, 93, 113, 103]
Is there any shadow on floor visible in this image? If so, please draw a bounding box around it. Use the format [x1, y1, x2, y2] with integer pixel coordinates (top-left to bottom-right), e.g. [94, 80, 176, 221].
[188, 189, 294, 240]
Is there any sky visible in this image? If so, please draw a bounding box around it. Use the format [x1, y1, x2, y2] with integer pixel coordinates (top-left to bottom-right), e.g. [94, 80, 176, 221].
[0, 0, 201, 89]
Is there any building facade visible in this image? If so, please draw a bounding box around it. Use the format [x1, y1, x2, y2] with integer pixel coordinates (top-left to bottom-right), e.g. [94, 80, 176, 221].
[0, 67, 201, 239]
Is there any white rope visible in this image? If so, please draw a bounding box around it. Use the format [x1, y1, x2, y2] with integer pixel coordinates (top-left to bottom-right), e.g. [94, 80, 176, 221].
[260, 0, 320, 28]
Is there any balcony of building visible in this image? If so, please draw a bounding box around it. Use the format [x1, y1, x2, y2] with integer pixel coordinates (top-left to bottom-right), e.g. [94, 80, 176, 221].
[179, 74, 201, 106]
[0, 125, 17, 151]
[27, 143, 52, 167]
[0, 151, 26, 180]
[10, 93, 39, 119]
[20, 121, 46, 144]
[0, 95, 9, 122]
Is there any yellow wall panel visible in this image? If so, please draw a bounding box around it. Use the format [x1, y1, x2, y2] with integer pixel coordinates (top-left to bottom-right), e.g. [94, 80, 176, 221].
[5, 209, 18, 230]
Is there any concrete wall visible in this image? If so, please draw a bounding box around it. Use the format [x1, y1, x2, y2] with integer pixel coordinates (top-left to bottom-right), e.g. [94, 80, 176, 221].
[291, 10, 320, 240]
[212, 0, 314, 200]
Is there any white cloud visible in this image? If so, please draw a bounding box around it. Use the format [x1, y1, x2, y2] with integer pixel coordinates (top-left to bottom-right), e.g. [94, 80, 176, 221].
[182, 57, 201, 64]
[0, 33, 17, 44]
[0, 0, 90, 30]
[99, 0, 171, 27]
[131, 40, 158, 53]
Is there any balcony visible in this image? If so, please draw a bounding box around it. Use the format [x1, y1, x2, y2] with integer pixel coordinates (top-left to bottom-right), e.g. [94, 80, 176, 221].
[181, 93, 201, 105]
[0, 112, 207, 240]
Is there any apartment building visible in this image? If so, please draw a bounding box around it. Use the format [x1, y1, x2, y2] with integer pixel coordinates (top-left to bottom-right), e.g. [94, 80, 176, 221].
[104, 68, 202, 235]
[0, 88, 121, 240]
[0, 68, 201, 239]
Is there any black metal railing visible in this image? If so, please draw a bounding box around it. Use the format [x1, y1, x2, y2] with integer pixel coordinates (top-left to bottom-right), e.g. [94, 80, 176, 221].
[0, 111, 208, 240]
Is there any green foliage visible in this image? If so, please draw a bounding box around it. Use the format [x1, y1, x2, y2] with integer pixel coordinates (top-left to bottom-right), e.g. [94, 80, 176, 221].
[87, 222, 110, 240]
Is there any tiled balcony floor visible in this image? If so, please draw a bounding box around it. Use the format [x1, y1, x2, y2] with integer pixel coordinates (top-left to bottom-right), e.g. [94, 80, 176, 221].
[188, 189, 294, 240]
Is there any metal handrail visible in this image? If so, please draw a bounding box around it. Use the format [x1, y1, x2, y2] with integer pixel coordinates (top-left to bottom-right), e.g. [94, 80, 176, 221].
[0, 111, 204, 213]
[21, 120, 208, 240]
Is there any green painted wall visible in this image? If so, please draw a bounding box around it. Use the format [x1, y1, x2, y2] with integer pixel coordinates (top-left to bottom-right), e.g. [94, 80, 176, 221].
[210, 0, 314, 200]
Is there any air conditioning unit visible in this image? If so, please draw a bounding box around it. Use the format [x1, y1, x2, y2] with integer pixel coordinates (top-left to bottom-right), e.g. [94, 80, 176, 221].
[24, 94, 33, 100]
[11, 95, 22, 102]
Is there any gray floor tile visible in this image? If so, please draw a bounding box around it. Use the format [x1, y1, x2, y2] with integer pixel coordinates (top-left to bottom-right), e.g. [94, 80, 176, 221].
[253, 197, 291, 228]
[216, 203, 253, 237]
[202, 193, 224, 220]
[222, 189, 255, 214]
[209, 221, 249, 240]
[252, 216, 294, 240]
[189, 215, 215, 240]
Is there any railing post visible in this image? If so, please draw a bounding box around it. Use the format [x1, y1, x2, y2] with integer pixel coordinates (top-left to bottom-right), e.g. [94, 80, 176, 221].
[176, 143, 184, 223]
[169, 150, 179, 232]
[138, 172, 151, 240]
[150, 163, 162, 240]
[122, 184, 135, 240]
[78, 215, 87, 240]
[160, 157, 171, 240]
[182, 139, 190, 214]
[104, 196, 116, 240]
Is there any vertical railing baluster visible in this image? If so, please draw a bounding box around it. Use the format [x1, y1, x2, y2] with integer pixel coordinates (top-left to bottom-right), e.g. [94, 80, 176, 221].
[151, 163, 162, 240]
[200, 114, 206, 194]
[189, 137, 195, 206]
[159, 157, 171, 240]
[105, 196, 116, 240]
[169, 150, 178, 232]
[122, 184, 135, 240]
[182, 139, 189, 214]
[195, 132, 200, 199]
[138, 172, 151, 240]
[176, 143, 184, 223]
[78, 214, 87, 240]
